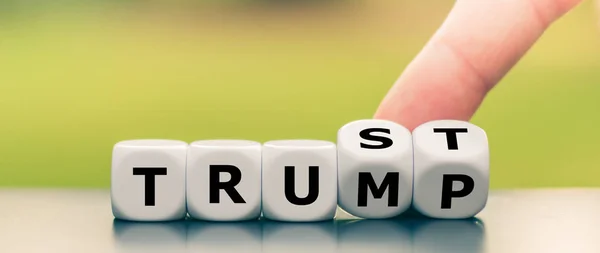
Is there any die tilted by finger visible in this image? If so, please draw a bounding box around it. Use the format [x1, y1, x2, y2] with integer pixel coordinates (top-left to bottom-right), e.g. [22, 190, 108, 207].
[110, 119, 490, 222]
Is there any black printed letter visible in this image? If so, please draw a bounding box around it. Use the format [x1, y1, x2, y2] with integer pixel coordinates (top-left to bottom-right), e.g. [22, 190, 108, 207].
[357, 172, 399, 207]
[209, 165, 246, 204]
[284, 166, 319, 205]
[133, 167, 167, 206]
[360, 128, 393, 149]
[433, 128, 468, 150]
[441, 174, 475, 209]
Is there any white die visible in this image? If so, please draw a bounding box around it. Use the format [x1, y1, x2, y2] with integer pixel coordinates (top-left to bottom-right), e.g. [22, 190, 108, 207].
[111, 140, 187, 221]
[337, 119, 413, 219]
[186, 140, 262, 221]
[262, 140, 337, 222]
[412, 120, 490, 219]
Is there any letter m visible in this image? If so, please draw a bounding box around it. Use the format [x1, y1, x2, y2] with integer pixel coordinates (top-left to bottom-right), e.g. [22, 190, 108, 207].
[357, 172, 399, 207]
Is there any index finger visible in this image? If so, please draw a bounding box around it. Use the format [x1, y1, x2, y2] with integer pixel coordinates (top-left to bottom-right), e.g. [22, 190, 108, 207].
[374, 0, 582, 130]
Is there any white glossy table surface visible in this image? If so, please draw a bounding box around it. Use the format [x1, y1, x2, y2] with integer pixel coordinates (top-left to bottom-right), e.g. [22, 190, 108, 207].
[0, 188, 599, 253]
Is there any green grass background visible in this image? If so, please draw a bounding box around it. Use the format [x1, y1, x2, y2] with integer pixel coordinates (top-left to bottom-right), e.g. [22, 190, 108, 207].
[0, 0, 599, 189]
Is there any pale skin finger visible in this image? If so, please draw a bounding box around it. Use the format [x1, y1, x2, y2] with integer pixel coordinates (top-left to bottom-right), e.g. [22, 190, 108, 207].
[374, 0, 583, 130]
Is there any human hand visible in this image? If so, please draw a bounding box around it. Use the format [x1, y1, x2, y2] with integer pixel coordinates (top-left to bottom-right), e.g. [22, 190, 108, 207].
[374, 0, 583, 130]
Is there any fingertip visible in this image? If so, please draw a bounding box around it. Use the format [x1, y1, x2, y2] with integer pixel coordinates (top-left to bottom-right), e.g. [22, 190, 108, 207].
[374, 0, 581, 130]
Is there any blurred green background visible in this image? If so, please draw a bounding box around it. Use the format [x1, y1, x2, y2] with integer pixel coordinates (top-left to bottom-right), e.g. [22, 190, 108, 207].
[0, 0, 598, 189]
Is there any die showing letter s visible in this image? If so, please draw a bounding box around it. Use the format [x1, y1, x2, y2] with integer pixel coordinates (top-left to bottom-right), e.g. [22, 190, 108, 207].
[337, 119, 413, 219]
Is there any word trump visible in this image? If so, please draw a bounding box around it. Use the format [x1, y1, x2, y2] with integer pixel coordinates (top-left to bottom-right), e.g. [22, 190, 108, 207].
[111, 119, 489, 222]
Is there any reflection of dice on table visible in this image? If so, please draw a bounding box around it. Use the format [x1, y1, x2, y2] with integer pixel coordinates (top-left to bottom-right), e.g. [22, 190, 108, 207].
[110, 119, 490, 222]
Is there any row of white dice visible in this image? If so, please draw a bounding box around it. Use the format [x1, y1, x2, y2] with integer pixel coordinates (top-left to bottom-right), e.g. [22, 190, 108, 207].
[111, 119, 489, 222]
